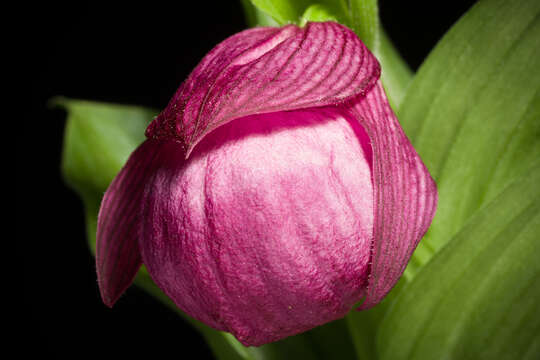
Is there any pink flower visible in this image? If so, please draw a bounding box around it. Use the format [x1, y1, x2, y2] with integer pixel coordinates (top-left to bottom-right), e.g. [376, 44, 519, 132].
[96, 22, 437, 346]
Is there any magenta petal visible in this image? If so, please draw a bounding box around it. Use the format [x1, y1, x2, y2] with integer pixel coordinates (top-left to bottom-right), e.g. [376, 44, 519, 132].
[146, 21, 380, 157]
[349, 82, 438, 310]
[96, 140, 171, 307]
[95, 21, 438, 345]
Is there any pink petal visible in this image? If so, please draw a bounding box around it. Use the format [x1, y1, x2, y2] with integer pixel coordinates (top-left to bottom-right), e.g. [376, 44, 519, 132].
[96, 21, 437, 344]
[146, 21, 380, 157]
[349, 82, 438, 310]
[139, 108, 374, 346]
[96, 140, 173, 307]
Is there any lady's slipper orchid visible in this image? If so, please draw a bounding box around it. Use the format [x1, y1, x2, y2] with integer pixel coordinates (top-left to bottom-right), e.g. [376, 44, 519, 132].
[96, 21, 437, 346]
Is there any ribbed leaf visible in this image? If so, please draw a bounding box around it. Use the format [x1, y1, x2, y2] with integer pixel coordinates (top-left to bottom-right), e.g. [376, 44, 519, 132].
[378, 163, 540, 360]
[379, 2, 540, 358]
[398, 0, 540, 268]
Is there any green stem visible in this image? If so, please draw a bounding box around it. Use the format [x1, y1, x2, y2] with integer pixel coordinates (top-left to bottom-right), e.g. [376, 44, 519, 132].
[376, 29, 414, 110]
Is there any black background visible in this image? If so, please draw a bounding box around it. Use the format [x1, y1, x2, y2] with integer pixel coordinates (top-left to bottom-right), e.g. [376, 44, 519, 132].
[22, 1, 475, 359]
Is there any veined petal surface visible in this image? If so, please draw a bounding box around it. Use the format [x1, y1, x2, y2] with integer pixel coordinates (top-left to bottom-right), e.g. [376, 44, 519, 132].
[96, 140, 171, 306]
[146, 21, 380, 157]
[349, 82, 437, 310]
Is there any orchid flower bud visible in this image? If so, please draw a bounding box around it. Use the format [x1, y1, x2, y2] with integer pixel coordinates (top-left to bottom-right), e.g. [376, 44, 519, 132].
[96, 22, 437, 346]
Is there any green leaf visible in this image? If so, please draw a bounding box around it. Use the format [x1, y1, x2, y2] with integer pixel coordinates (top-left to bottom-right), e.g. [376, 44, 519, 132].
[256, 319, 357, 360]
[299, 4, 338, 26]
[55, 97, 155, 252]
[377, 30, 413, 110]
[397, 0, 540, 269]
[57, 97, 154, 197]
[240, 0, 279, 27]
[246, 0, 378, 49]
[346, 0, 379, 52]
[342, 1, 414, 109]
[345, 278, 407, 360]
[248, 0, 312, 24]
[377, 163, 540, 360]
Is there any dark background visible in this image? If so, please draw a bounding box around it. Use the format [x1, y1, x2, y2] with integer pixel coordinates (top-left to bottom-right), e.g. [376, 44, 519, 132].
[22, 1, 476, 359]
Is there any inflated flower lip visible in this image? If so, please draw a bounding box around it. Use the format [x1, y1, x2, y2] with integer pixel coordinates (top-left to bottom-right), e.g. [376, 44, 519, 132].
[96, 21, 437, 346]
